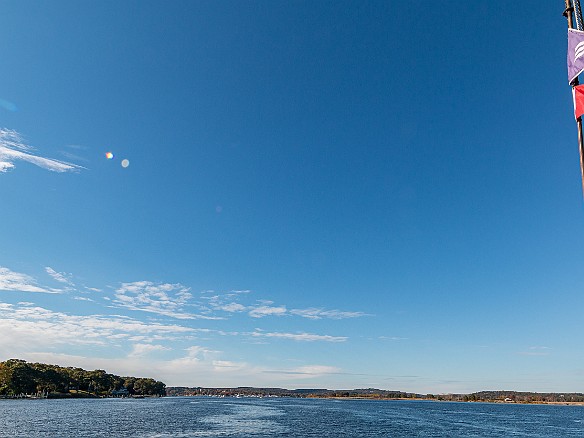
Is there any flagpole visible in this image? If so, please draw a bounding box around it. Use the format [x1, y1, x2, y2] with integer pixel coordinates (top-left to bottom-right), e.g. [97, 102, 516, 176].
[565, 0, 584, 196]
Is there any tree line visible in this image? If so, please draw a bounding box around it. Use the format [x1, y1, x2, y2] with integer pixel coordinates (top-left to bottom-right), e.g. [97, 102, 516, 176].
[167, 386, 584, 403]
[166, 386, 422, 398]
[0, 359, 166, 397]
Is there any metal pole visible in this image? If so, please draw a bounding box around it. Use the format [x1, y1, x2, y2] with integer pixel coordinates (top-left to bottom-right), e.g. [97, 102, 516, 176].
[565, 0, 584, 196]
[565, 0, 575, 28]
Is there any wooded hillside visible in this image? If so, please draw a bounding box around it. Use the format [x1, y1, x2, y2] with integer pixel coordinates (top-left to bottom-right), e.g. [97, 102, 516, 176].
[0, 359, 166, 397]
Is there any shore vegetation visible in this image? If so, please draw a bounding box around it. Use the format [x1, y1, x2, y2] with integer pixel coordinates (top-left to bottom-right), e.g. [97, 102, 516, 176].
[167, 387, 584, 404]
[0, 359, 165, 398]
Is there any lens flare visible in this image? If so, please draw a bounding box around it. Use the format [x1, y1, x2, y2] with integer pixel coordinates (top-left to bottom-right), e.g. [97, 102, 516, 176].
[105, 152, 114, 160]
[121, 159, 130, 168]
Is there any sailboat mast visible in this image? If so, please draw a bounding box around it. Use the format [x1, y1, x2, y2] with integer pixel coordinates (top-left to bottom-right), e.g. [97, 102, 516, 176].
[564, 0, 584, 196]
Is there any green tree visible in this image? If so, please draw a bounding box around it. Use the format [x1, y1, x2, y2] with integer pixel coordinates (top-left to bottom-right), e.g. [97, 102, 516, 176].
[0, 359, 37, 395]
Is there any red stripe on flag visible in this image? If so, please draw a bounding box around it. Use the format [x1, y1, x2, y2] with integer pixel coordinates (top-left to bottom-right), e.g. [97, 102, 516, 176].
[574, 85, 584, 120]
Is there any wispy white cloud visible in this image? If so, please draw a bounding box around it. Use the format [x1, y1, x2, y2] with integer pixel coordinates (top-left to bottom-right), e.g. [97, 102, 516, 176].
[22, 349, 346, 388]
[60, 145, 89, 163]
[201, 292, 250, 314]
[73, 296, 94, 302]
[264, 365, 342, 377]
[248, 305, 287, 318]
[290, 308, 367, 320]
[518, 346, 551, 357]
[113, 281, 220, 320]
[219, 302, 247, 313]
[0, 267, 60, 294]
[128, 343, 171, 357]
[45, 266, 74, 287]
[155, 346, 252, 380]
[0, 299, 349, 387]
[250, 329, 347, 343]
[0, 128, 83, 173]
[205, 291, 365, 321]
[0, 301, 195, 357]
[157, 348, 342, 384]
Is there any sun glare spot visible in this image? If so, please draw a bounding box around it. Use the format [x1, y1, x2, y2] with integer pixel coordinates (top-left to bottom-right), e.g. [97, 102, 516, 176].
[105, 152, 114, 160]
[121, 159, 130, 168]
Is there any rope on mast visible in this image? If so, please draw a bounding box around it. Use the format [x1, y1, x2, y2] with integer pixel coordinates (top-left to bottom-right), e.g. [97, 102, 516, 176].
[575, 0, 584, 30]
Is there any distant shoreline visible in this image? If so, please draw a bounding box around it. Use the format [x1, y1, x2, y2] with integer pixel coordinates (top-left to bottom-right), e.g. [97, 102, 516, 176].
[316, 396, 584, 406]
[166, 387, 584, 406]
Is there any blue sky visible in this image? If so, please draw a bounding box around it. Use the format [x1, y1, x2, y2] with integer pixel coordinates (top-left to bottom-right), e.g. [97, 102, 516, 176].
[0, 1, 583, 393]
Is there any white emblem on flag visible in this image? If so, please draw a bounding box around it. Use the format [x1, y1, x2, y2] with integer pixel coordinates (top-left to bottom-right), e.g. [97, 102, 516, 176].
[576, 41, 584, 61]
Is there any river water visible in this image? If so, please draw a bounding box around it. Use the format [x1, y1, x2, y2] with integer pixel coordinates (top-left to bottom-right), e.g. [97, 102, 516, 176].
[0, 396, 582, 437]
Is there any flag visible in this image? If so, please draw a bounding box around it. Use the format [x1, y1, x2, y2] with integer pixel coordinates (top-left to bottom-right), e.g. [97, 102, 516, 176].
[568, 28, 584, 84]
[573, 84, 584, 120]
